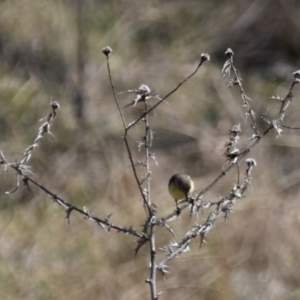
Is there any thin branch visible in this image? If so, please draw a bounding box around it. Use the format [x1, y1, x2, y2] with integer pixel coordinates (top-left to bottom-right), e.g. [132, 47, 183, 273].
[195, 65, 299, 201]
[102, 47, 126, 129]
[103, 48, 151, 214]
[147, 220, 158, 300]
[281, 125, 300, 130]
[18, 172, 145, 239]
[127, 54, 210, 130]
[21, 101, 60, 164]
[223, 48, 259, 138]
[158, 159, 256, 272]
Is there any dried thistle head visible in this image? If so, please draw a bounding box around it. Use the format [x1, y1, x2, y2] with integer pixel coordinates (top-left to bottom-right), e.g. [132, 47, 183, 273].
[293, 70, 300, 79]
[102, 46, 113, 57]
[51, 101, 60, 111]
[246, 158, 257, 167]
[230, 123, 241, 134]
[138, 84, 151, 96]
[225, 48, 234, 57]
[201, 53, 210, 62]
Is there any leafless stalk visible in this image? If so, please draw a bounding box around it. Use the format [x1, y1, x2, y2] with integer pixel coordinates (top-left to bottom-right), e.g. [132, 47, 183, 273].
[115, 48, 298, 299]
[3, 102, 59, 195]
[2, 46, 300, 300]
[3, 160, 145, 238]
[157, 158, 256, 273]
[102, 47, 298, 298]
[103, 47, 209, 299]
[1, 98, 144, 239]
[22, 101, 60, 164]
[103, 48, 152, 216]
[126, 53, 210, 130]
[223, 48, 259, 140]
[194, 56, 299, 201]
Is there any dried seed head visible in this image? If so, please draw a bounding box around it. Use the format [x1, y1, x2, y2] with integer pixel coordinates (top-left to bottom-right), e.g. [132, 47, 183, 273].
[246, 158, 257, 167]
[225, 48, 234, 57]
[102, 46, 113, 57]
[293, 70, 300, 79]
[138, 84, 151, 96]
[230, 124, 241, 134]
[51, 101, 60, 110]
[201, 53, 210, 62]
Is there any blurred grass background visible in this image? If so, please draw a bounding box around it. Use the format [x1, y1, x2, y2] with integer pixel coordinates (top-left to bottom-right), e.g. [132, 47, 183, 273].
[1, 0, 300, 299]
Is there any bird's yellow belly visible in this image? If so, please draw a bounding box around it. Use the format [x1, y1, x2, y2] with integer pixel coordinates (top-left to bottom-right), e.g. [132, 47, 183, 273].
[168, 185, 187, 200]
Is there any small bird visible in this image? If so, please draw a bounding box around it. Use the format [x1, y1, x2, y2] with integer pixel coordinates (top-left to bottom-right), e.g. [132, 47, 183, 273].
[168, 173, 194, 210]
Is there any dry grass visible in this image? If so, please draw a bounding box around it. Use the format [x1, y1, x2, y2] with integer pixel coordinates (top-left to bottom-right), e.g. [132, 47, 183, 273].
[0, 1, 300, 299]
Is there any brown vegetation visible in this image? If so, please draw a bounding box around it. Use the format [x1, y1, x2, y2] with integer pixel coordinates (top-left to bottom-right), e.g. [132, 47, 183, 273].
[1, 1, 300, 299]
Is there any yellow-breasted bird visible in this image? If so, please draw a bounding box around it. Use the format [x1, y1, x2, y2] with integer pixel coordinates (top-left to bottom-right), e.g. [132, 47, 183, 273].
[168, 173, 194, 209]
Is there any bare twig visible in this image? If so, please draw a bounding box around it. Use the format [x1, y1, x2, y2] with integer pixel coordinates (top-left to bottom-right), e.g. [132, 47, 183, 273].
[127, 53, 210, 131]
[103, 47, 151, 215]
[14, 169, 145, 239]
[22, 101, 60, 164]
[223, 48, 259, 139]
[158, 158, 256, 272]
